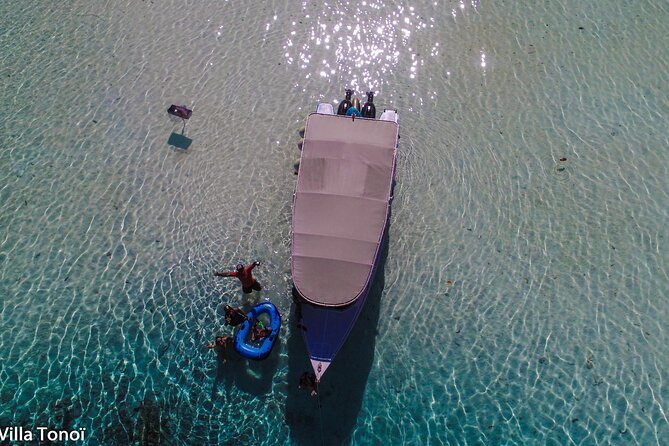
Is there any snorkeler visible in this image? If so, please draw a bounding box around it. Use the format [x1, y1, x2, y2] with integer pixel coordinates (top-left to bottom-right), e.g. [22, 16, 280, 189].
[224, 305, 250, 327]
[205, 336, 232, 363]
[299, 372, 318, 397]
[214, 262, 263, 294]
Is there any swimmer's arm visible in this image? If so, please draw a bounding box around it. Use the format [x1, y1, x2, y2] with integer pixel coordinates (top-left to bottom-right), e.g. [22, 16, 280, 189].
[213, 270, 235, 277]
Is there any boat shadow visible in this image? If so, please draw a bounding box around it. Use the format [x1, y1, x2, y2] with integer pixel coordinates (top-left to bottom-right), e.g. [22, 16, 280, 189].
[284, 228, 389, 446]
[211, 340, 280, 399]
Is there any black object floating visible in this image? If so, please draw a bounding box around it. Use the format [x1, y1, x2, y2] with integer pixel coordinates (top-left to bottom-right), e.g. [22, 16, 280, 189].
[167, 104, 192, 119]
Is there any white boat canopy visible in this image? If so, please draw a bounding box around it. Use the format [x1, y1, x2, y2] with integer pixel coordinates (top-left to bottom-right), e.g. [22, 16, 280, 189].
[291, 113, 399, 307]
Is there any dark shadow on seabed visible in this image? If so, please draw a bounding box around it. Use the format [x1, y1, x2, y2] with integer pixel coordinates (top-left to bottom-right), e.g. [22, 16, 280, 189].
[167, 131, 192, 150]
[211, 334, 281, 399]
[284, 228, 390, 446]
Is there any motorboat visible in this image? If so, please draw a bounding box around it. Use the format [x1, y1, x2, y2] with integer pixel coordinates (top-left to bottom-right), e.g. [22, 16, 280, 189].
[291, 91, 399, 381]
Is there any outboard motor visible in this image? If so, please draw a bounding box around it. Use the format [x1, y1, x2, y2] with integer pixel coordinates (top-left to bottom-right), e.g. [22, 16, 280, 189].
[167, 105, 192, 119]
[336, 89, 354, 115]
[361, 91, 376, 119]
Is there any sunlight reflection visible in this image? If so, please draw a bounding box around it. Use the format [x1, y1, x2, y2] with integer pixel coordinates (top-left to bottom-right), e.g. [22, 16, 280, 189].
[283, 0, 439, 92]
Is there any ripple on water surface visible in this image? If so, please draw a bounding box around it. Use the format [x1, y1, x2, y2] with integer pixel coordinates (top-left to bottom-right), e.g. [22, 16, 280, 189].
[1, 0, 668, 445]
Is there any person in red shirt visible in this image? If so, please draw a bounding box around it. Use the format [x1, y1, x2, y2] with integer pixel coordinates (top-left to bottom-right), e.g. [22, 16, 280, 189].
[250, 321, 272, 342]
[214, 262, 262, 294]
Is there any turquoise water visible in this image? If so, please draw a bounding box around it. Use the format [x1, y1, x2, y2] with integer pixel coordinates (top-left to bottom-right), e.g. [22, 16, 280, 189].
[1, 0, 668, 444]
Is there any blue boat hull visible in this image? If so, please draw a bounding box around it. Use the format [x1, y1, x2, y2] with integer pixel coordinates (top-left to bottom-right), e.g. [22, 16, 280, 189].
[299, 290, 369, 363]
[297, 224, 386, 380]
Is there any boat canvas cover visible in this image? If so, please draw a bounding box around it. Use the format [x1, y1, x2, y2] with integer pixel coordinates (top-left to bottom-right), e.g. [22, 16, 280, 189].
[292, 113, 398, 307]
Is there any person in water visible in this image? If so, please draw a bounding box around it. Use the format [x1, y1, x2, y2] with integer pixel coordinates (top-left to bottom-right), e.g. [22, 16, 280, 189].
[224, 304, 249, 326]
[251, 321, 272, 342]
[299, 371, 318, 396]
[346, 97, 362, 117]
[206, 336, 231, 363]
[214, 262, 262, 294]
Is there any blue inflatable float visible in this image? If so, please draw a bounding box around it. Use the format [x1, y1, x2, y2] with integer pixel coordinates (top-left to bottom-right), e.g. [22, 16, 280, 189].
[234, 302, 281, 360]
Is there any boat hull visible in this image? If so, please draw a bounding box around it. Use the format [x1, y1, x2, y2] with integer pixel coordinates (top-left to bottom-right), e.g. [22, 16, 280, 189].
[291, 108, 399, 381]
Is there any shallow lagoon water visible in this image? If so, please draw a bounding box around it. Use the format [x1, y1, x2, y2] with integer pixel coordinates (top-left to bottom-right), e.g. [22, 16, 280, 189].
[1, 0, 668, 444]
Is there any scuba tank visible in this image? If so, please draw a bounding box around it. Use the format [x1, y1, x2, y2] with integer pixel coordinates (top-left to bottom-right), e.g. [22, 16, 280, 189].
[337, 89, 354, 115]
[346, 97, 362, 117]
[361, 91, 376, 119]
